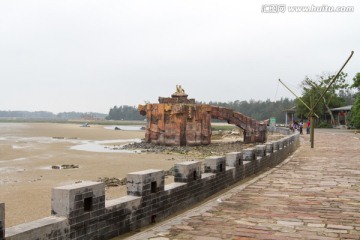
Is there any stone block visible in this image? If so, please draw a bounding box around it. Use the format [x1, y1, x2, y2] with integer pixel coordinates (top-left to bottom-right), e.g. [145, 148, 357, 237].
[174, 161, 201, 183]
[127, 169, 165, 196]
[255, 145, 266, 158]
[204, 156, 226, 173]
[51, 181, 105, 218]
[5, 216, 69, 240]
[278, 140, 284, 149]
[265, 142, 273, 154]
[226, 152, 243, 167]
[282, 138, 288, 148]
[243, 148, 255, 161]
[0, 202, 4, 240]
[105, 195, 141, 211]
[243, 161, 254, 177]
[273, 141, 279, 151]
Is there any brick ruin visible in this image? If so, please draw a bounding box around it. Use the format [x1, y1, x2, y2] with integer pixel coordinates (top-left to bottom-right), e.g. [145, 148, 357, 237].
[138, 86, 268, 146]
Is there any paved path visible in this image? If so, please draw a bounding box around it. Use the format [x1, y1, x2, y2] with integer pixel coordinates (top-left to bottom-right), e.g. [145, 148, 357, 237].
[127, 129, 360, 240]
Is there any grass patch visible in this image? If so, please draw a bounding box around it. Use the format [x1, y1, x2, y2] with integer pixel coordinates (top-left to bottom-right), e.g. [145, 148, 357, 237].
[211, 125, 236, 131]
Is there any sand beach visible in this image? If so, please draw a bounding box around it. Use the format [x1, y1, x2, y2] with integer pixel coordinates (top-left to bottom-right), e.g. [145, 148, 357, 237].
[0, 122, 191, 227]
[0, 122, 281, 228]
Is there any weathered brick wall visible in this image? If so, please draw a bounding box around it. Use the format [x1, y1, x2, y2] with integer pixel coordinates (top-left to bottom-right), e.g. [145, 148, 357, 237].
[141, 103, 212, 146]
[139, 94, 268, 146]
[4, 131, 299, 240]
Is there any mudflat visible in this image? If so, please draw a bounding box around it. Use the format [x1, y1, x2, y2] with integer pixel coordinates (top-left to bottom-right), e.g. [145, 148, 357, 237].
[0, 122, 281, 228]
[0, 123, 192, 227]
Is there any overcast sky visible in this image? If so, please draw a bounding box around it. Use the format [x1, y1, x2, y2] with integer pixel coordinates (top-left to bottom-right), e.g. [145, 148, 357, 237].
[0, 0, 359, 114]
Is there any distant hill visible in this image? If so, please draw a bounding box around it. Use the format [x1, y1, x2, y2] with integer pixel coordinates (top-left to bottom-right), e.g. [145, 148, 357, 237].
[0, 111, 107, 120]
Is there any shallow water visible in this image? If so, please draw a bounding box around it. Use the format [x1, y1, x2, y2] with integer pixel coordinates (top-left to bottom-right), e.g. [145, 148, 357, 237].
[103, 125, 145, 131]
[1, 135, 142, 154]
[70, 138, 142, 153]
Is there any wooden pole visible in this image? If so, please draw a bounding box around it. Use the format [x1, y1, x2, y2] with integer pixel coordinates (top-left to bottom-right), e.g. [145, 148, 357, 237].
[313, 51, 354, 110]
[278, 51, 354, 148]
[310, 95, 315, 148]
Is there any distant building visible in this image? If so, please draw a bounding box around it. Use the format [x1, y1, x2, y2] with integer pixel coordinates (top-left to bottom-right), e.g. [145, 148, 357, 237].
[283, 106, 296, 126]
[326, 105, 353, 127]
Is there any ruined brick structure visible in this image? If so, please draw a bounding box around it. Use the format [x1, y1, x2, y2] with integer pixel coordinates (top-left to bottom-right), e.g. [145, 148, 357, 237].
[138, 87, 267, 146]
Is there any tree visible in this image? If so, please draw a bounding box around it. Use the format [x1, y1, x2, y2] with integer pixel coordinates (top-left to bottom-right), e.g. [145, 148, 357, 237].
[106, 105, 144, 120]
[349, 73, 360, 128]
[209, 98, 294, 123]
[296, 72, 348, 125]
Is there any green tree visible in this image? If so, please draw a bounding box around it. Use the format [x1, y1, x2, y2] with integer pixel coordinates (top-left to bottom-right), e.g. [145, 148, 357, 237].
[209, 98, 294, 123]
[106, 105, 144, 120]
[349, 73, 360, 128]
[296, 72, 348, 125]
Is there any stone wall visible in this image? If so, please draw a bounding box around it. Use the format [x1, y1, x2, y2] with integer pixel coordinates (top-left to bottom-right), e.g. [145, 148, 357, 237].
[2, 131, 300, 240]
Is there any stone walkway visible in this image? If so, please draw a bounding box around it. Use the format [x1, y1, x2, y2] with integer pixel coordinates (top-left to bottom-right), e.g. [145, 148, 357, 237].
[126, 129, 360, 240]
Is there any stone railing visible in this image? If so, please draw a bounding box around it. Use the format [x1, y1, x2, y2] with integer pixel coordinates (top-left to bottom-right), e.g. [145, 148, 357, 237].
[1, 131, 300, 240]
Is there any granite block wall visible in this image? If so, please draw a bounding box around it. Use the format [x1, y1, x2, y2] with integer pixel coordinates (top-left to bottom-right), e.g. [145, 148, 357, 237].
[5, 217, 69, 240]
[173, 161, 201, 183]
[3, 131, 300, 240]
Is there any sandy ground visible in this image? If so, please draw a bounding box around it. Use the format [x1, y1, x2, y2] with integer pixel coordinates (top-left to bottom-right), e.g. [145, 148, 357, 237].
[0, 122, 282, 228]
[0, 123, 194, 227]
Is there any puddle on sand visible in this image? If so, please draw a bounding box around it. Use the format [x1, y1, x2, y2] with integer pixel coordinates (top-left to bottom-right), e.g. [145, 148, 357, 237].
[103, 125, 145, 131]
[0, 157, 28, 163]
[70, 139, 142, 153]
[0, 167, 25, 174]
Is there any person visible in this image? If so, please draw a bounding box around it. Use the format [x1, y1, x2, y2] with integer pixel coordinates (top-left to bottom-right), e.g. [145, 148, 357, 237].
[289, 122, 294, 132]
[306, 120, 310, 134]
[293, 121, 298, 132]
[299, 121, 303, 134]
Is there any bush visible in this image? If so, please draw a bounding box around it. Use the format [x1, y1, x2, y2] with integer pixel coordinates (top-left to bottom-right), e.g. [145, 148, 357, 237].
[349, 97, 360, 129]
[317, 121, 332, 128]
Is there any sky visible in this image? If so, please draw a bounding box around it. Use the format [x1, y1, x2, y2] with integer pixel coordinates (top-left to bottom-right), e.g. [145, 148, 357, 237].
[0, 0, 359, 114]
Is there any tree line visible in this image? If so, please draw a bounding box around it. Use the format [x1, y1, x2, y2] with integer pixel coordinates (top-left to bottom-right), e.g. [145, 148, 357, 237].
[0, 111, 107, 119]
[294, 71, 358, 128]
[106, 98, 295, 123]
[107, 70, 360, 128]
[207, 98, 294, 123]
[106, 105, 145, 120]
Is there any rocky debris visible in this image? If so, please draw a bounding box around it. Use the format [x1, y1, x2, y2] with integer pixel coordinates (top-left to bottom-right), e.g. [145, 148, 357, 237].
[51, 164, 79, 170]
[123, 141, 250, 157]
[123, 131, 284, 157]
[122, 142, 190, 154]
[114, 127, 121, 130]
[98, 177, 127, 187]
[104, 145, 123, 150]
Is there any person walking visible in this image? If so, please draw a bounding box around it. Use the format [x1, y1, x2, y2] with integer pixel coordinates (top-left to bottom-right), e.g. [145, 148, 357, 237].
[299, 121, 303, 134]
[306, 120, 310, 134]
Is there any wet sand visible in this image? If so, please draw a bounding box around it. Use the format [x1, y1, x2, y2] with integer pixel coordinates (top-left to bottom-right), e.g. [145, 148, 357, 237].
[0, 123, 192, 227]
